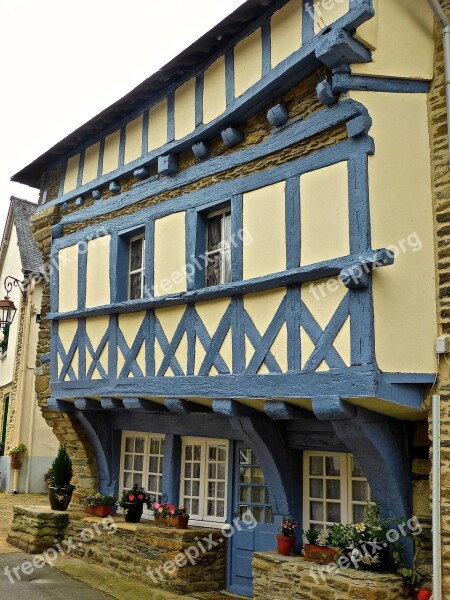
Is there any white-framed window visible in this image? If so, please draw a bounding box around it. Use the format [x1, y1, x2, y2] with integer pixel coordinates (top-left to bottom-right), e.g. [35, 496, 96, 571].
[303, 451, 372, 530]
[128, 234, 145, 300]
[119, 432, 165, 516]
[205, 207, 231, 287]
[180, 437, 229, 524]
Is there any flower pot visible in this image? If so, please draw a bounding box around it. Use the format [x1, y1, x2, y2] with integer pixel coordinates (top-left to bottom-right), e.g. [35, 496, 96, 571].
[154, 514, 168, 527]
[84, 505, 113, 517]
[167, 515, 189, 529]
[277, 534, 296, 556]
[49, 486, 74, 511]
[122, 501, 143, 523]
[10, 459, 22, 470]
[303, 544, 340, 565]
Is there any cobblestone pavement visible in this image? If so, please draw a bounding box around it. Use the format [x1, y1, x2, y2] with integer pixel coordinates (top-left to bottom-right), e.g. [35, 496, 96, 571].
[0, 493, 48, 553]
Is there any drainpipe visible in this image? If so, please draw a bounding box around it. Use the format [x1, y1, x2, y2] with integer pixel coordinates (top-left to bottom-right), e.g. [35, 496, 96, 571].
[11, 279, 35, 494]
[428, 0, 450, 165]
[432, 394, 442, 600]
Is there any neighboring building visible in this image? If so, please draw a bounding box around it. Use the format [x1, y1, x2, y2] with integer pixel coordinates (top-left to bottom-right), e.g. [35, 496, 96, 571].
[0, 197, 58, 492]
[10, 0, 447, 596]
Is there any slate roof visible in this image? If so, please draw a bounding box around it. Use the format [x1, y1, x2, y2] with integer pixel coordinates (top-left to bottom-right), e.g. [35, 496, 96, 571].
[11, 0, 270, 187]
[9, 197, 45, 276]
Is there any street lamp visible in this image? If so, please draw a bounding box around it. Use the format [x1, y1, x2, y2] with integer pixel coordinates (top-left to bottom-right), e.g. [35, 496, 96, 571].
[0, 277, 27, 329]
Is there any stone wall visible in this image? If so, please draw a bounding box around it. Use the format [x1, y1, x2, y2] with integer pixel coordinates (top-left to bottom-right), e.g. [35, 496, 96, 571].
[427, 2, 450, 597]
[252, 552, 413, 600]
[8, 506, 225, 594]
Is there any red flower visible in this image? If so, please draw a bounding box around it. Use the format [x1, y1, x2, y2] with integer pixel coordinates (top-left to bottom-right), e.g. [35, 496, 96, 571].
[418, 591, 431, 600]
[138, 494, 144, 500]
[129, 494, 135, 501]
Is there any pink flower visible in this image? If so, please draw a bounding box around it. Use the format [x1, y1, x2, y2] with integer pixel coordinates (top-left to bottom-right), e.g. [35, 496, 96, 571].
[158, 507, 163, 513]
[138, 494, 144, 500]
[153, 502, 160, 510]
[129, 494, 135, 501]
[170, 507, 175, 515]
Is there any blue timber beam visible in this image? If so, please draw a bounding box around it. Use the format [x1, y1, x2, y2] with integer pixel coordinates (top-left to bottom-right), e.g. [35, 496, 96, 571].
[212, 399, 260, 418]
[164, 398, 212, 414]
[74, 398, 102, 410]
[100, 398, 124, 410]
[264, 401, 312, 421]
[314, 29, 371, 70]
[161, 434, 182, 505]
[122, 398, 168, 411]
[47, 398, 76, 412]
[311, 396, 357, 420]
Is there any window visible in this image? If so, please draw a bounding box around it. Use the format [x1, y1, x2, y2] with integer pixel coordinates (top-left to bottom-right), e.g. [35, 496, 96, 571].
[120, 432, 165, 512]
[0, 395, 9, 455]
[0, 324, 9, 355]
[303, 451, 372, 530]
[205, 208, 231, 287]
[180, 437, 228, 523]
[128, 235, 145, 299]
[237, 448, 273, 524]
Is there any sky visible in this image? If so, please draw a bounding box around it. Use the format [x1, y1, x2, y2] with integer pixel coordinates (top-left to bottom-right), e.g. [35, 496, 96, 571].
[0, 0, 247, 236]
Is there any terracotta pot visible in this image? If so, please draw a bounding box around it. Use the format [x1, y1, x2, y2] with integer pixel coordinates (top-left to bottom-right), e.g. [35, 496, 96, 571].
[10, 460, 22, 470]
[303, 544, 340, 565]
[154, 514, 168, 527]
[167, 515, 189, 529]
[84, 505, 113, 517]
[49, 486, 74, 511]
[122, 501, 143, 523]
[277, 534, 295, 556]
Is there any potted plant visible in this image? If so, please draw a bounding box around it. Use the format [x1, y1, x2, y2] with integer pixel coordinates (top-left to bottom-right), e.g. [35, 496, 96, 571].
[43, 466, 53, 487]
[150, 502, 190, 528]
[48, 445, 75, 511]
[80, 492, 117, 517]
[8, 443, 27, 470]
[119, 483, 152, 523]
[302, 525, 347, 564]
[277, 516, 298, 556]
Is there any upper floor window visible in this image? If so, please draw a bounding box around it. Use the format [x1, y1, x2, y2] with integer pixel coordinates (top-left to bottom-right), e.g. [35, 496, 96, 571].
[205, 208, 231, 287]
[128, 235, 145, 300]
[303, 451, 372, 530]
[0, 324, 10, 355]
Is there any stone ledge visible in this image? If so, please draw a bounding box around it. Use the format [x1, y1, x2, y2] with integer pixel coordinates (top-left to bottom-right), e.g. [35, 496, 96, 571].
[252, 552, 413, 600]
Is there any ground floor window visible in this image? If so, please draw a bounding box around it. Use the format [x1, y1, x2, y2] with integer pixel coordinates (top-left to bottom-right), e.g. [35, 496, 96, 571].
[303, 451, 371, 529]
[180, 437, 228, 524]
[120, 432, 165, 504]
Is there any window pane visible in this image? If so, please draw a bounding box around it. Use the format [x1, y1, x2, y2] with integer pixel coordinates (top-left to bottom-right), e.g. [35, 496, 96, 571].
[135, 438, 145, 453]
[310, 479, 323, 498]
[124, 472, 132, 488]
[132, 473, 143, 486]
[191, 499, 199, 514]
[148, 475, 159, 492]
[218, 446, 226, 462]
[309, 456, 323, 476]
[184, 481, 191, 496]
[352, 480, 368, 502]
[252, 506, 264, 522]
[265, 506, 274, 524]
[326, 502, 341, 523]
[353, 504, 366, 523]
[185, 446, 192, 461]
[253, 467, 264, 484]
[149, 456, 159, 473]
[184, 463, 192, 478]
[193, 463, 201, 479]
[125, 438, 133, 452]
[206, 252, 222, 287]
[208, 463, 217, 479]
[124, 455, 133, 470]
[310, 501, 323, 521]
[192, 481, 200, 496]
[129, 272, 142, 300]
[193, 446, 202, 461]
[130, 238, 143, 271]
[217, 463, 226, 480]
[239, 467, 251, 484]
[252, 486, 265, 503]
[207, 500, 215, 515]
[240, 449, 252, 465]
[217, 481, 225, 498]
[326, 480, 341, 500]
[216, 501, 224, 518]
[209, 446, 217, 460]
[352, 458, 365, 478]
[208, 482, 216, 497]
[325, 456, 340, 476]
[239, 486, 251, 503]
[207, 215, 222, 251]
[150, 439, 161, 454]
[133, 455, 143, 471]
[223, 246, 231, 284]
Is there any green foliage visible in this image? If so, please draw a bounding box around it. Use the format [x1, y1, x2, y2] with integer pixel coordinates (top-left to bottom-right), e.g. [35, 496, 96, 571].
[50, 445, 74, 490]
[302, 529, 320, 545]
[9, 443, 27, 457]
[119, 483, 152, 508]
[80, 492, 117, 507]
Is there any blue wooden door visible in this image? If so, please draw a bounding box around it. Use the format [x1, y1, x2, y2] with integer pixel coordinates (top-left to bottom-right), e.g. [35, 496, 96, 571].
[228, 445, 277, 596]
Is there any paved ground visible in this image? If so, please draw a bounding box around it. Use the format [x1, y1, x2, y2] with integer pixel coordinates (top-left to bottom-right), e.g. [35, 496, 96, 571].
[0, 492, 241, 600]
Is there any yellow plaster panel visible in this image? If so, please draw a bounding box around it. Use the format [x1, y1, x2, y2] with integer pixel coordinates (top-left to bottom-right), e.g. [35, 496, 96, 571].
[58, 244, 78, 313]
[194, 299, 232, 374]
[244, 288, 287, 372]
[234, 28, 262, 98]
[203, 56, 227, 124]
[314, 0, 349, 33]
[155, 306, 187, 376]
[300, 162, 349, 266]
[270, 0, 303, 68]
[63, 154, 80, 194]
[102, 129, 120, 175]
[86, 316, 109, 377]
[148, 99, 168, 151]
[82, 143, 100, 185]
[350, 91, 436, 373]
[117, 312, 146, 376]
[301, 278, 348, 369]
[85, 235, 111, 308]
[175, 78, 196, 140]
[352, 0, 433, 79]
[124, 114, 143, 164]
[58, 319, 78, 355]
[154, 211, 187, 296]
[243, 182, 286, 279]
